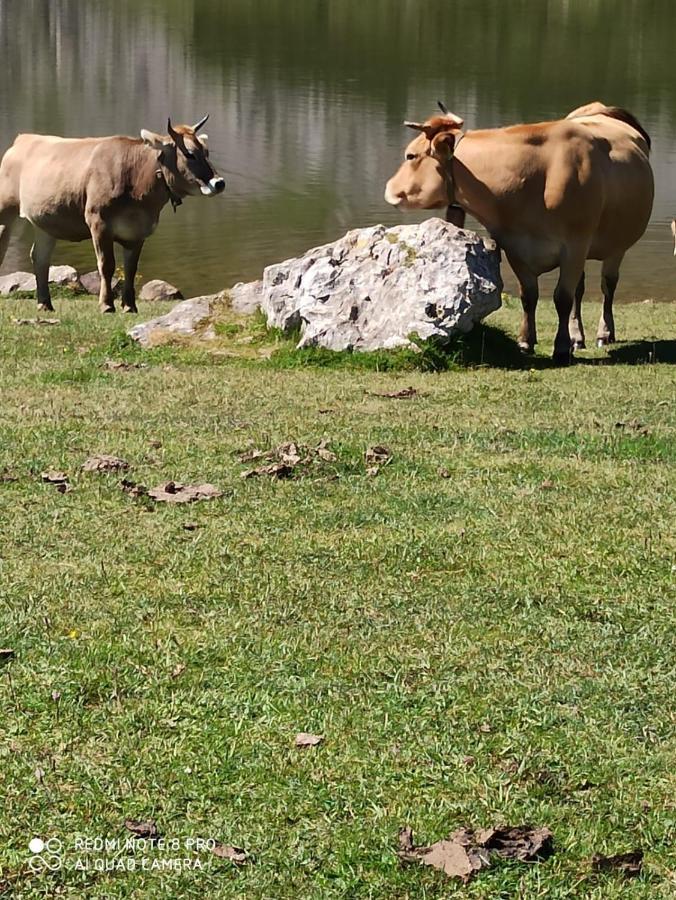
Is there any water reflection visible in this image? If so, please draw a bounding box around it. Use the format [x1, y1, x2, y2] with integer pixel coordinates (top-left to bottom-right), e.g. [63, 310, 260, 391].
[1, 0, 674, 299]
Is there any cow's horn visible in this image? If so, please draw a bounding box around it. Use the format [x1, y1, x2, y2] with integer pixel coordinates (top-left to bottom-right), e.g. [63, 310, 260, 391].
[404, 121, 425, 132]
[167, 118, 180, 143]
[192, 113, 209, 132]
[437, 100, 449, 114]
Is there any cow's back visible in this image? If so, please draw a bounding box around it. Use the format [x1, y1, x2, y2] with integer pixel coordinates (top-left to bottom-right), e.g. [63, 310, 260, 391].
[0, 134, 152, 241]
[11, 134, 122, 205]
[454, 117, 653, 268]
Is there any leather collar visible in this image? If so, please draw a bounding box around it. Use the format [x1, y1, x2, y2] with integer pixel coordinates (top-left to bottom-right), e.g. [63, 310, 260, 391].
[156, 168, 183, 212]
[439, 131, 464, 206]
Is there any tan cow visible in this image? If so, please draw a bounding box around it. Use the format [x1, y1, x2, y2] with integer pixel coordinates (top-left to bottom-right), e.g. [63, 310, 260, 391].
[385, 101, 654, 362]
[0, 115, 225, 313]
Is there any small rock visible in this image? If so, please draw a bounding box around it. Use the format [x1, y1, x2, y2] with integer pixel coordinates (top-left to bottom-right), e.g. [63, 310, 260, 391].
[80, 270, 121, 296]
[0, 272, 36, 294]
[0, 267, 79, 295]
[48, 265, 81, 289]
[139, 279, 184, 302]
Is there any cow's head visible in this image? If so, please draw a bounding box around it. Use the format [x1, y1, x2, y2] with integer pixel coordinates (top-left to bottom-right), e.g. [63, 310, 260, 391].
[384, 105, 464, 210]
[141, 115, 225, 197]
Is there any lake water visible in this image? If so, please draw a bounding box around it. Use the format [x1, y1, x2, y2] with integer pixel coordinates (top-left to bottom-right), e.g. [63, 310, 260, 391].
[2, 0, 675, 301]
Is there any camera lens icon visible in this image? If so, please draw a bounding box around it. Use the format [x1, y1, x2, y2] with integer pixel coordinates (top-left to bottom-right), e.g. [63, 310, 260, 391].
[28, 837, 62, 872]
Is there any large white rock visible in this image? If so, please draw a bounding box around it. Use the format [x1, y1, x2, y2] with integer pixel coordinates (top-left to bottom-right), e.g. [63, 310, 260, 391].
[230, 279, 263, 314]
[256, 219, 501, 350]
[129, 220, 502, 352]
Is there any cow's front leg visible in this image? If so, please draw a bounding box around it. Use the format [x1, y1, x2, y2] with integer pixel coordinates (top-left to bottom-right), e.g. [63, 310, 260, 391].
[121, 242, 143, 313]
[445, 205, 466, 228]
[87, 215, 116, 313]
[31, 227, 57, 312]
[569, 271, 586, 350]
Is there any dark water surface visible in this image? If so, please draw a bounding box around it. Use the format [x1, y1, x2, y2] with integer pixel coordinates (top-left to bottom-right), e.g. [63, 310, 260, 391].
[2, 0, 675, 300]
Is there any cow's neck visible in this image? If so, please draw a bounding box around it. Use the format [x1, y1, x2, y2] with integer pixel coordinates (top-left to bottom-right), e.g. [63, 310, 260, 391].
[445, 136, 498, 232]
[131, 145, 185, 214]
[155, 167, 184, 211]
[438, 132, 464, 207]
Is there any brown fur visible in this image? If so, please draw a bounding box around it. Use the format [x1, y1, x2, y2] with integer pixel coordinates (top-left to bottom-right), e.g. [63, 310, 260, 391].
[385, 102, 654, 361]
[0, 123, 224, 313]
[567, 101, 651, 149]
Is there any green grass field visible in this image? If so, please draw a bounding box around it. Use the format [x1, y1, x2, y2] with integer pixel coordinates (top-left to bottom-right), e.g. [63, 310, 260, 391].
[0, 293, 674, 898]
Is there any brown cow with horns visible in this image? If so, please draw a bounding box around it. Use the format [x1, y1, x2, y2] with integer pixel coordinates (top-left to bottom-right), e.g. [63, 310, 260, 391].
[0, 115, 225, 313]
[385, 101, 654, 362]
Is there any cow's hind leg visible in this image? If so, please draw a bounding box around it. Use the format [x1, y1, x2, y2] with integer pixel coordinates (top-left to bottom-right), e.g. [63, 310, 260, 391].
[569, 271, 586, 350]
[30, 228, 57, 311]
[87, 216, 116, 313]
[121, 241, 143, 313]
[597, 253, 624, 347]
[552, 249, 587, 365]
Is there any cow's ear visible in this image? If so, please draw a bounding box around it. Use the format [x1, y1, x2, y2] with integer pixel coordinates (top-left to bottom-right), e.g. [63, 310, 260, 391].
[197, 133, 208, 146]
[432, 130, 458, 159]
[141, 129, 170, 150]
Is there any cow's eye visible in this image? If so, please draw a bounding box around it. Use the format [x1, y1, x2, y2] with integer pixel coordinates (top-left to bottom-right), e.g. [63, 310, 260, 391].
[185, 150, 195, 160]
[405, 153, 417, 161]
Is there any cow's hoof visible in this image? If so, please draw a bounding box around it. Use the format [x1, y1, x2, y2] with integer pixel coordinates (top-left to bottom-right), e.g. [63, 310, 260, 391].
[573, 340, 586, 351]
[552, 350, 574, 366]
[596, 337, 614, 348]
[37, 303, 54, 312]
[122, 306, 138, 315]
[518, 341, 535, 355]
[100, 305, 116, 314]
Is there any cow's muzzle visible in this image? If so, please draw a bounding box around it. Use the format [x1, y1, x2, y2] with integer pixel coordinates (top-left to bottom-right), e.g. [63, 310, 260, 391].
[201, 177, 225, 196]
[384, 185, 409, 208]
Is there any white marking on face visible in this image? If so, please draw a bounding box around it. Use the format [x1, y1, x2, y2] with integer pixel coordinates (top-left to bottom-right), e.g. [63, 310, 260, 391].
[200, 177, 225, 196]
[384, 186, 404, 207]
